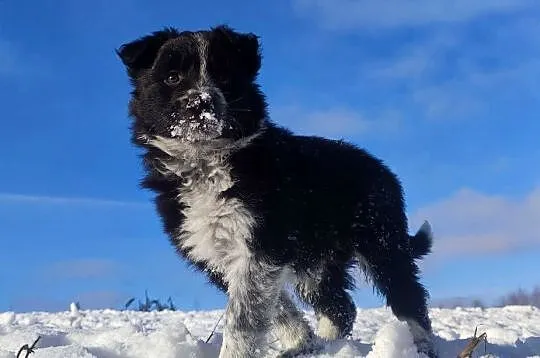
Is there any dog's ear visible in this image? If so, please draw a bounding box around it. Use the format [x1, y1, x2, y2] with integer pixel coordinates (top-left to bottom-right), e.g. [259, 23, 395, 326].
[211, 25, 261, 78]
[117, 28, 179, 78]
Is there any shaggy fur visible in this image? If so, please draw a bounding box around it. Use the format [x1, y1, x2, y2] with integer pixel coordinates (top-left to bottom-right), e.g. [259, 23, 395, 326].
[117, 25, 438, 358]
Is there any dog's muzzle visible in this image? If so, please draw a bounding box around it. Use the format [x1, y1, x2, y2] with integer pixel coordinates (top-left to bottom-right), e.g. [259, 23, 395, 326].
[170, 90, 224, 142]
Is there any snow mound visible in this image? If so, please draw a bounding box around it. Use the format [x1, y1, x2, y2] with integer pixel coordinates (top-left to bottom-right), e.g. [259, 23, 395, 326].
[0, 306, 539, 357]
[367, 321, 427, 358]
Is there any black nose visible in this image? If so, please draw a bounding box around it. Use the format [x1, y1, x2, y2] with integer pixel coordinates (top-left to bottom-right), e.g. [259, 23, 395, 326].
[177, 91, 215, 112]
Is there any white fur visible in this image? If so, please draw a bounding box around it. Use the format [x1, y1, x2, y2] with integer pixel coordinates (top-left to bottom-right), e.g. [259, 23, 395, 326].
[164, 147, 255, 288]
[317, 314, 341, 340]
[220, 264, 287, 358]
[147, 132, 269, 284]
[274, 293, 312, 350]
[276, 323, 308, 349]
[195, 33, 209, 86]
[180, 180, 254, 286]
[150, 135, 271, 358]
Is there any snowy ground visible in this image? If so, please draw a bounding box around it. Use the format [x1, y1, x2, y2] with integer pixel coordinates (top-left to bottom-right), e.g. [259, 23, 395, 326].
[1, 304, 539, 358]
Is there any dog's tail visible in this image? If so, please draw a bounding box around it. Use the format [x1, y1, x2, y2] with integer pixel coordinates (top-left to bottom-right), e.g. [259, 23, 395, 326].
[408, 221, 433, 259]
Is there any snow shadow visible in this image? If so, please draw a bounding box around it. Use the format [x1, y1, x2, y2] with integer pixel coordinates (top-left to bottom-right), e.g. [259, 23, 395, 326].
[37, 333, 70, 348]
[85, 347, 125, 358]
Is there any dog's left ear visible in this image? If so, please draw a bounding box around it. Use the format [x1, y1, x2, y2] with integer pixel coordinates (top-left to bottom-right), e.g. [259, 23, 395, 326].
[117, 28, 179, 78]
[212, 25, 262, 78]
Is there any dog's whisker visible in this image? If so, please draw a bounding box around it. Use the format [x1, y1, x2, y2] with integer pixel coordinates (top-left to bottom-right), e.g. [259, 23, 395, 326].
[228, 108, 252, 112]
[227, 96, 245, 105]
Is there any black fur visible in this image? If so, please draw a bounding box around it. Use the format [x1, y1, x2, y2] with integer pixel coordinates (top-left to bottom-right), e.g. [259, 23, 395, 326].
[117, 24, 437, 357]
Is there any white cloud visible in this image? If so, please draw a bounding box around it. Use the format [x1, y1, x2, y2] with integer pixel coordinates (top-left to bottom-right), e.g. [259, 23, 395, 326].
[410, 80, 487, 121]
[44, 258, 122, 279]
[361, 17, 540, 121]
[293, 0, 536, 30]
[74, 290, 126, 310]
[11, 290, 126, 311]
[369, 32, 458, 80]
[410, 187, 540, 260]
[409, 52, 540, 120]
[273, 106, 402, 139]
[0, 192, 148, 207]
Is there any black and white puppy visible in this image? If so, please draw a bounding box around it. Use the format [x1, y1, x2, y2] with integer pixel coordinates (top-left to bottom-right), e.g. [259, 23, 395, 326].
[117, 25, 437, 358]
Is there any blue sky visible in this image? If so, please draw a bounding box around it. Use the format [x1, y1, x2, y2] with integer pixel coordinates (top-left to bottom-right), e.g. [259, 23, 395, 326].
[1, 0, 539, 312]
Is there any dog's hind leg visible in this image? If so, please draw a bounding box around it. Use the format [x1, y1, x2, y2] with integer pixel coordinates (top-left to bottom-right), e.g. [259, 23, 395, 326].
[295, 263, 357, 341]
[358, 247, 437, 357]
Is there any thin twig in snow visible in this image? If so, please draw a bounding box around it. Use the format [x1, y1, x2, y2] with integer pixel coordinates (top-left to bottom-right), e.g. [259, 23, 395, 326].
[205, 312, 225, 343]
[16, 336, 41, 358]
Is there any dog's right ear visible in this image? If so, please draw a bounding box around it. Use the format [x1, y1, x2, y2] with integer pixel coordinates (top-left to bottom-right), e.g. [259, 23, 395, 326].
[116, 28, 179, 78]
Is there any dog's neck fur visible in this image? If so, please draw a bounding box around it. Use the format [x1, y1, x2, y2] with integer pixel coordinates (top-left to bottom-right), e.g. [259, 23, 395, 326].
[147, 125, 265, 183]
[149, 136, 229, 183]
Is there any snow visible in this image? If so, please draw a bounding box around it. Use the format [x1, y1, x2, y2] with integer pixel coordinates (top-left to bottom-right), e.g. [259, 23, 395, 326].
[199, 92, 211, 101]
[200, 111, 217, 122]
[1, 305, 539, 357]
[169, 91, 223, 141]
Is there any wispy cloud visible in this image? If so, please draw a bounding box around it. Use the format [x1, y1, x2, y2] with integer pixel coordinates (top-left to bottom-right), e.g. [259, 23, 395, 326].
[0, 38, 17, 76]
[9, 296, 67, 313]
[361, 14, 540, 121]
[410, 186, 540, 260]
[291, 0, 540, 123]
[44, 258, 123, 280]
[274, 106, 402, 139]
[0, 36, 54, 80]
[0, 193, 148, 207]
[74, 290, 126, 310]
[293, 0, 536, 30]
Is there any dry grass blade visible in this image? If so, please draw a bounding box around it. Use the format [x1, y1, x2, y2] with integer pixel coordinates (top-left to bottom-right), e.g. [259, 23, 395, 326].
[457, 326, 488, 358]
[205, 312, 225, 343]
[16, 336, 41, 358]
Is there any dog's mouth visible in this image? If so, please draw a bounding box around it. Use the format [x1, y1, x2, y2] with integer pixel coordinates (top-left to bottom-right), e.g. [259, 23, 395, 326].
[169, 111, 224, 142]
[168, 91, 228, 143]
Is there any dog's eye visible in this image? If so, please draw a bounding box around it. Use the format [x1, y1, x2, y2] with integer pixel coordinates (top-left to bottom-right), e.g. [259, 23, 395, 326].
[164, 71, 182, 86]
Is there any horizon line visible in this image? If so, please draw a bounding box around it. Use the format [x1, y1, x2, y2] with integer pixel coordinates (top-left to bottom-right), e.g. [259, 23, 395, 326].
[0, 192, 150, 207]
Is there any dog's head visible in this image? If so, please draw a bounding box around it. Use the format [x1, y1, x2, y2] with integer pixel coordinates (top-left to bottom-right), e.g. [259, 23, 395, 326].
[117, 25, 267, 150]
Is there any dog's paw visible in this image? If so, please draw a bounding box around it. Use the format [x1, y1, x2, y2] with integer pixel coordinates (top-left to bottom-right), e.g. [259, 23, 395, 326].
[275, 339, 325, 358]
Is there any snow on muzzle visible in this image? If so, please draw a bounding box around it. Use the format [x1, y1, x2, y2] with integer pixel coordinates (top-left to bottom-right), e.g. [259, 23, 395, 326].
[170, 91, 224, 142]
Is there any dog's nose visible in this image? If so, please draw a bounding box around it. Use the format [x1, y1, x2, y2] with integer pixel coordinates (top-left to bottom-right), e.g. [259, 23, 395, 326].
[177, 91, 215, 112]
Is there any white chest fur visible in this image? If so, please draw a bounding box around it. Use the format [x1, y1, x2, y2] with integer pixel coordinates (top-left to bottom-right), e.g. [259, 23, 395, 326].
[176, 162, 255, 284]
[147, 135, 259, 287]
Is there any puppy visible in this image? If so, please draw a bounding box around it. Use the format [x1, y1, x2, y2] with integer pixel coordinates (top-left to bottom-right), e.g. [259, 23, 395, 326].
[117, 25, 437, 358]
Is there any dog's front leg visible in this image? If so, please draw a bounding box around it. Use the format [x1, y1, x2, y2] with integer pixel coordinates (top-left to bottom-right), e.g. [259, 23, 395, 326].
[219, 259, 284, 358]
